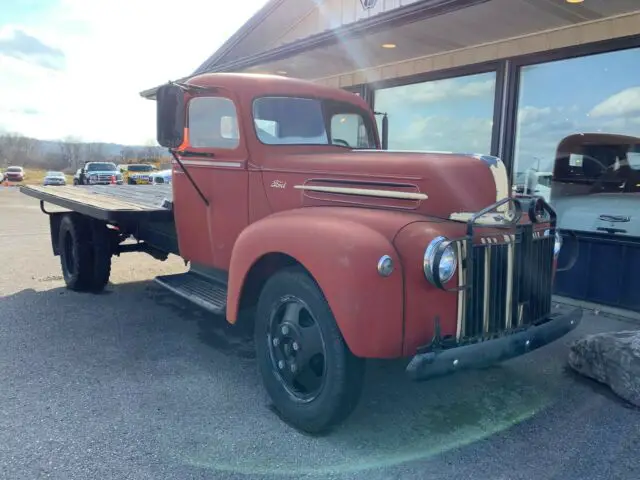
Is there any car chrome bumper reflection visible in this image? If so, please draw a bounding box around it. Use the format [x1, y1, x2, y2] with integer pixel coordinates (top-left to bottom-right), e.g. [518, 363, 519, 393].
[406, 307, 582, 381]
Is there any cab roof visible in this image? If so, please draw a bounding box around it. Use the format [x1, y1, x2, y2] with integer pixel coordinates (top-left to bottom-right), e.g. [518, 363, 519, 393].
[147, 73, 370, 111]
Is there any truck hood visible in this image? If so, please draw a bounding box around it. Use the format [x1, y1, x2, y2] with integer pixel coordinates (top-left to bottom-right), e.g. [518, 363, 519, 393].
[261, 150, 509, 220]
[553, 193, 640, 237]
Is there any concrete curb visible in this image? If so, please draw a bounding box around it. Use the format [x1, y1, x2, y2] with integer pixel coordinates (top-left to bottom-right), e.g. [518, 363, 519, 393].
[553, 295, 640, 324]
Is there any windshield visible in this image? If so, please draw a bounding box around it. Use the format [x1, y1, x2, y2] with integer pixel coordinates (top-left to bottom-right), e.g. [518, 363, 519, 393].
[127, 164, 154, 172]
[86, 162, 117, 172]
[252, 96, 376, 148]
[46, 171, 64, 176]
[7, 167, 22, 172]
[553, 142, 640, 193]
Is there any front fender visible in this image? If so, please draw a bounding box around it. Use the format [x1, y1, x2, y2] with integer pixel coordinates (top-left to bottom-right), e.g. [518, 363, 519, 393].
[227, 211, 405, 358]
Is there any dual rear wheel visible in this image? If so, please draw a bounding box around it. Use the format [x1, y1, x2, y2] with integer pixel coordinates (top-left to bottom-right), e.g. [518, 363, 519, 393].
[58, 214, 112, 292]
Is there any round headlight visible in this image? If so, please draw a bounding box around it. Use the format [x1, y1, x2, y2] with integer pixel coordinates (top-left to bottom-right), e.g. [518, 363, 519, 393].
[554, 231, 563, 256]
[423, 236, 458, 288]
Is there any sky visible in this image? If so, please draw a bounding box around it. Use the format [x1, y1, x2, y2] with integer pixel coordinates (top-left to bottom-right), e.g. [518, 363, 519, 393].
[0, 0, 268, 145]
[374, 46, 640, 175]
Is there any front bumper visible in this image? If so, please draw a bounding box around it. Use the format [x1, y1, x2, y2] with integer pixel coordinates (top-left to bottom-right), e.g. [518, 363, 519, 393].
[406, 307, 582, 381]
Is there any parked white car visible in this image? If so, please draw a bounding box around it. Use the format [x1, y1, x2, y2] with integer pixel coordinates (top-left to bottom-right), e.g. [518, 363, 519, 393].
[149, 169, 172, 185]
[43, 171, 67, 186]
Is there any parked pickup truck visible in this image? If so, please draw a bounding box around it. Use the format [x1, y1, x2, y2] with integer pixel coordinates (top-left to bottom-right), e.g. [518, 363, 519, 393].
[73, 161, 124, 185]
[20, 73, 582, 433]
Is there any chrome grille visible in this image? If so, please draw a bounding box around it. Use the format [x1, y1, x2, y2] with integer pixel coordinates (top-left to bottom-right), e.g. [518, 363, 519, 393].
[458, 227, 555, 340]
[96, 174, 114, 182]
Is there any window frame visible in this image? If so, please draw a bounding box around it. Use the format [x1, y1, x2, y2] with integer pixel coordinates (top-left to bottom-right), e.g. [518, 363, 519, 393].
[250, 94, 378, 149]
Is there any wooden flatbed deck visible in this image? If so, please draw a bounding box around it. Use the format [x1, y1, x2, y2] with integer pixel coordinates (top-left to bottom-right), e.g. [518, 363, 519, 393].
[20, 185, 174, 223]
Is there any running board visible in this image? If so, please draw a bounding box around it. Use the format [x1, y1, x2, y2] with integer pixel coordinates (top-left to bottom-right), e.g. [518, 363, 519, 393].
[154, 271, 227, 315]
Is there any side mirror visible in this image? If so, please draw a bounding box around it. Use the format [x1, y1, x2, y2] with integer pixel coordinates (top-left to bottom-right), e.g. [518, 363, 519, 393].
[156, 83, 185, 149]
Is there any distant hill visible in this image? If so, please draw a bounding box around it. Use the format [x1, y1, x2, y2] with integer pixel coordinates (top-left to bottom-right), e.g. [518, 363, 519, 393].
[36, 139, 162, 158]
[0, 134, 170, 172]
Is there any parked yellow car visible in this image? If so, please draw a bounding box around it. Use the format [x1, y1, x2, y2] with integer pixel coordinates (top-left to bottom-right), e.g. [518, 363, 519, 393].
[119, 164, 158, 185]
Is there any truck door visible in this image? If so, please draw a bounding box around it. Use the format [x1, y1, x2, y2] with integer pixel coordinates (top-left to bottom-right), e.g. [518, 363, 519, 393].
[172, 93, 249, 270]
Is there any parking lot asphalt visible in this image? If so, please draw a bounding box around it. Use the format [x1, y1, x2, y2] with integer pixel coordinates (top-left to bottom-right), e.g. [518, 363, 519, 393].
[1, 188, 639, 480]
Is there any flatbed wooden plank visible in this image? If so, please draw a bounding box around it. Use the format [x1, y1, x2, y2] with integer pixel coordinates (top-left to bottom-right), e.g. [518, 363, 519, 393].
[22, 185, 172, 211]
[20, 185, 174, 223]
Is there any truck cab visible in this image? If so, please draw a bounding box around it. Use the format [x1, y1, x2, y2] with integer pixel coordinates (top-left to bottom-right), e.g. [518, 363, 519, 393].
[22, 73, 582, 434]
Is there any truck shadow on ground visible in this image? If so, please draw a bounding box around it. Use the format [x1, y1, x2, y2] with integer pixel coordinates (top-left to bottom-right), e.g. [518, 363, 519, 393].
[1, 281, 597, 477]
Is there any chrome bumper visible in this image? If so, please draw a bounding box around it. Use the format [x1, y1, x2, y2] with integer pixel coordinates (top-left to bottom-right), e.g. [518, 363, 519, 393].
[406, 307, 582, 381]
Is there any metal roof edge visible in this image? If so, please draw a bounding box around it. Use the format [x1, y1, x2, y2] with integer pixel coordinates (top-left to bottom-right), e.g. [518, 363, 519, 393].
[206, 0, 489, 73]
[192, 0, 286, 75]
[139, 0, 488, 99]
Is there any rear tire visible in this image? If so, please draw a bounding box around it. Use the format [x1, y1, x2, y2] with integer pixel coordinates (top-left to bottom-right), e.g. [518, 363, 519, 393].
[254, 267, 365, 434]
[89, 221, 112, 291]
[58, 215, 112, 292]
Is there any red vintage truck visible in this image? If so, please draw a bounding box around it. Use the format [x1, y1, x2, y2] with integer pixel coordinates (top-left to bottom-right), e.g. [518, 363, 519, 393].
[21, 73, 582, 433]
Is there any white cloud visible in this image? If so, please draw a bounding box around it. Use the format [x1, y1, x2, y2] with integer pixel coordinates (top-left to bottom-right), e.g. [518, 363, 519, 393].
[379, 77, 495, 105]
[517, 105, 551, 124]
[589, 86, 640, 118]
[389, 115, 493, 153]
[0, 0, 268, 144]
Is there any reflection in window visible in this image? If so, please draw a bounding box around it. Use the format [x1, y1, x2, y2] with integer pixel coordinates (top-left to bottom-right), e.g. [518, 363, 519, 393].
[514, 47, 640, 187]
[188, 97, 240, 149]
[373, 72, 496, 153]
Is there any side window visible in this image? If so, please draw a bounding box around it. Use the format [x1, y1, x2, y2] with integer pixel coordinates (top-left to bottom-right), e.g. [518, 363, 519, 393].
[188, 97, 240, 149]
[330, 113, 372, 148]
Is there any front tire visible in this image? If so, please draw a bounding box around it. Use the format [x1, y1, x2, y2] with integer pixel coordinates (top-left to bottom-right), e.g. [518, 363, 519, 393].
[255, 267, 365, 434]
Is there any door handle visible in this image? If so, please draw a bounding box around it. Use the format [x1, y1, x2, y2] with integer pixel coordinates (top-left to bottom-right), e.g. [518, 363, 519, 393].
[598, 214, 630, 223]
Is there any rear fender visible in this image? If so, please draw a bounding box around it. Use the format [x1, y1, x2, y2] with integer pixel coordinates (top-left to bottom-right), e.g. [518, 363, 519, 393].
[227, 212, 405, 358]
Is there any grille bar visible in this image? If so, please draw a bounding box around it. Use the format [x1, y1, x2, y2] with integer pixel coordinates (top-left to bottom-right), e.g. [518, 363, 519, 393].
[460, 229, 554, 340]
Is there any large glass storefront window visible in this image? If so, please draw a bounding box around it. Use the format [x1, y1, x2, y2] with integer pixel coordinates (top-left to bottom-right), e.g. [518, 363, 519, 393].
[514, 47, 640, 234]
[373, 71, 497, 153]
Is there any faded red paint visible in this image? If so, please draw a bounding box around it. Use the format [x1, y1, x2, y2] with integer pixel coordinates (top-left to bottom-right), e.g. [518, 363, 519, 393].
[169, 73, 555, 359]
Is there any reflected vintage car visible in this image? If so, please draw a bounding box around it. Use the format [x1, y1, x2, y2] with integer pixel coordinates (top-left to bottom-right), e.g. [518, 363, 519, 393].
[550, 132, 640, 237]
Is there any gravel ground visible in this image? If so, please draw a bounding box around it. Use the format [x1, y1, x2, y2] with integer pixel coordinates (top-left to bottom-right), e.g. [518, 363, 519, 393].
[1, 188, 639, 480]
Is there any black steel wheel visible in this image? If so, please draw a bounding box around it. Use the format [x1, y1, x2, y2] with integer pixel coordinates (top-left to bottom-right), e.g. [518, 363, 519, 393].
[255, 267, 365, 434]
[58, 214, 112, 292]
[267, 296, 327, 402]
[58, 214, 94, 291]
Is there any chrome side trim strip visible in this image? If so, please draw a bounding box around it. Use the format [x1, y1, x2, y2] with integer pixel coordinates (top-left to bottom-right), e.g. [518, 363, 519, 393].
[174, 159, 243, 168]
[294, 184, 428, 200]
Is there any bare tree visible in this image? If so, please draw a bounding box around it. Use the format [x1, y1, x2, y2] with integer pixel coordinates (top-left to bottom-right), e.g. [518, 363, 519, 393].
[58, 136, 84, 170]
[0, 133, 41, 167]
